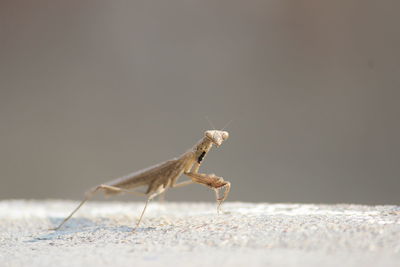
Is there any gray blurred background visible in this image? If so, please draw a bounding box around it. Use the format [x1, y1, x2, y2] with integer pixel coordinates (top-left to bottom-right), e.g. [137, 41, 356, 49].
[1, 0, 399, 204]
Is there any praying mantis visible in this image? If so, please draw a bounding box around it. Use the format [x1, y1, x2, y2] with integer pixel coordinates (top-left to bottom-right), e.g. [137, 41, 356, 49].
[52, 129, 231, 231]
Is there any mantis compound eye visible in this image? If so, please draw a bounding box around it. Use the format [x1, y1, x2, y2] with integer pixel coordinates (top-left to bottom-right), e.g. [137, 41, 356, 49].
[221, 131, 229, 140]
[205, 130, 214, 140]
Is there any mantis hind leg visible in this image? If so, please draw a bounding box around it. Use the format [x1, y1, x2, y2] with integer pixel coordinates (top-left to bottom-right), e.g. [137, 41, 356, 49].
[51, 184, 146, 231]
[50, 198, 89, 231]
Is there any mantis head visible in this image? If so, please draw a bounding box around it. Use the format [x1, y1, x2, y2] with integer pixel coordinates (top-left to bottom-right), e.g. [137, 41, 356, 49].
[205, 130, 229, 147]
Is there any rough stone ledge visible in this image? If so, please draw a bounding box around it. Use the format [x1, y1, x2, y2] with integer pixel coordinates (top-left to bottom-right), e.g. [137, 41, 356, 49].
[1, 200, 399, 267]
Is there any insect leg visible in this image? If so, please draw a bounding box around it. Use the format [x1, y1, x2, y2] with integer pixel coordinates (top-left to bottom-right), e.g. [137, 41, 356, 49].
[184, 172, 231, 212]
[50, 198, 89, 231]
[133, 185, 166, 231]
[172, 180, 194, 188]
[216, 181, 231, 213]
[51, 184, 146, 230]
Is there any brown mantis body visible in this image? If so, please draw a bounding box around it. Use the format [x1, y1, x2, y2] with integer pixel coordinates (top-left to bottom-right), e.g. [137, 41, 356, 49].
[52, 130, 231, 231]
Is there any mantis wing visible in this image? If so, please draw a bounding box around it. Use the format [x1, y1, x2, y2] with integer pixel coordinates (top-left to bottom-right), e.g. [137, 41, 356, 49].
[104, 157, 187, 195]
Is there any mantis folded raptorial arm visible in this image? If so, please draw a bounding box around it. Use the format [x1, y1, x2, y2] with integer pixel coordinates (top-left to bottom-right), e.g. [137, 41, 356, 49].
[51, 130, 231, 231]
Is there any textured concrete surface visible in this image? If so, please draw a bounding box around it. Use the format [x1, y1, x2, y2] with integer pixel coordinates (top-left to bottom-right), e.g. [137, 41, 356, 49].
[1, 200, 400, 267]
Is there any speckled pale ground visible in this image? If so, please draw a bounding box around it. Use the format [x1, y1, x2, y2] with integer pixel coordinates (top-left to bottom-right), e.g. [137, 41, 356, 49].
[0, 200, 400, 267]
